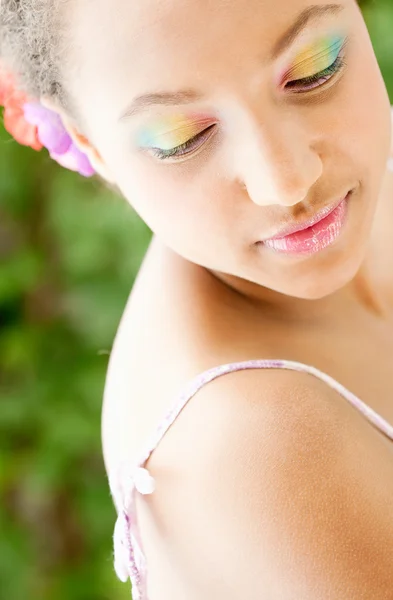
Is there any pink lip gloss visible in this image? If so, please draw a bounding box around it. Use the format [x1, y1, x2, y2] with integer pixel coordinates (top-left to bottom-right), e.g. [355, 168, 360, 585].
[263, 194, 349, 255]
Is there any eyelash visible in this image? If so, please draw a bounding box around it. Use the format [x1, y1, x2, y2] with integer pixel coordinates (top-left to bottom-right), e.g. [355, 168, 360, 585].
[149, 124, 216, 161]
[285, 52, 347, 91]
[149, 50, 347, 161]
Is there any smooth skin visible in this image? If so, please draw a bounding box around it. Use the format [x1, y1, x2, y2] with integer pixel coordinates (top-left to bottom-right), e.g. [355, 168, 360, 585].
[48, 0, 393, 596]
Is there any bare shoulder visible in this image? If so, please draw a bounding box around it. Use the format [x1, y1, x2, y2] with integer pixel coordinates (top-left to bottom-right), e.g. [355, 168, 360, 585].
[101, 234, 237, 472]
[103, 237, 393, 597]
[144, 366, 393, 599]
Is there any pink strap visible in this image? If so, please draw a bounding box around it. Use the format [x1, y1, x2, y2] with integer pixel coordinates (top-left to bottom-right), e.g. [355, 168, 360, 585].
[111, 358, 393, 599]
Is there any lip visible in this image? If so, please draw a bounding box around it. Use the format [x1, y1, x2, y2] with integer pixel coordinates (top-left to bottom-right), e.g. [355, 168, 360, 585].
[263, 191, 352, 241]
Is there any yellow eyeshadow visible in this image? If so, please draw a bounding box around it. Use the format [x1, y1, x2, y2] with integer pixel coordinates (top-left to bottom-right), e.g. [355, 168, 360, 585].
[137, 115, 212, 150]
[285, 33, 344, 80]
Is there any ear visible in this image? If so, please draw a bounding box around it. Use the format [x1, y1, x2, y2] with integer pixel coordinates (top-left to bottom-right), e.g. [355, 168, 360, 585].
[40, 97, 116, 183]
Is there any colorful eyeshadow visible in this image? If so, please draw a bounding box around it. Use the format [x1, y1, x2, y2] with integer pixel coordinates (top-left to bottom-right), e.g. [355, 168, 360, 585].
[281, 33, 345, 81]
[136, 115, 213, 150]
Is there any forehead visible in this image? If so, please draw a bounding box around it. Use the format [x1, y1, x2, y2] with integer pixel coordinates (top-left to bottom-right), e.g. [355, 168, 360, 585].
[68, 0, 347, 121]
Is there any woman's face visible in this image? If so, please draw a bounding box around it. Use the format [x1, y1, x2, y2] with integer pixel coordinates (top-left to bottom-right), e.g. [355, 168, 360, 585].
[66, 0, 391, 300]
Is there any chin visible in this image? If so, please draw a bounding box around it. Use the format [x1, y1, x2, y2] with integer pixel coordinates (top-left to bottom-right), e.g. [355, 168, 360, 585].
[280, 250, 367, 300]
[253, 184, 375, 300]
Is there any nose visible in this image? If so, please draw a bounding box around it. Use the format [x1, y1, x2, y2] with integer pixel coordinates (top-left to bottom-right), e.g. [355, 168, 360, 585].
[236, 115, 323, 207]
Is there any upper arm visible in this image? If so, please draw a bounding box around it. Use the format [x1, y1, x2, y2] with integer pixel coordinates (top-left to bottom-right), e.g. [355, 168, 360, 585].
[145, 368, 393, 599]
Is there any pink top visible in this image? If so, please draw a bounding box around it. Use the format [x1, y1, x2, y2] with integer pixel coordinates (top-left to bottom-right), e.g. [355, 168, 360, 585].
[109, 359, 393, 600]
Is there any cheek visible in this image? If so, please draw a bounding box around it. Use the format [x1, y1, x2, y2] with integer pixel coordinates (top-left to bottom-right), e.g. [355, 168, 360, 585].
[342, 31, 391, 162]
[98, 136, 231, 234]
[104, 149, 206, 236]
[106, 149, 244, 264]
[118, 165, 184, 228]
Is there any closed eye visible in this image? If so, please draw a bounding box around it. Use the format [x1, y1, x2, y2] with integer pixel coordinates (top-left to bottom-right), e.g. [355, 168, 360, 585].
[285, 37, 349, 92]
[148, 41, 348, 161]
[148, 124, 217, 161]
[286, 53, 346, 92]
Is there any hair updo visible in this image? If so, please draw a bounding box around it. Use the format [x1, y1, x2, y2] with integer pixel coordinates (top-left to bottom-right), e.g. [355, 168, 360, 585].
[0, 0, 372, 109]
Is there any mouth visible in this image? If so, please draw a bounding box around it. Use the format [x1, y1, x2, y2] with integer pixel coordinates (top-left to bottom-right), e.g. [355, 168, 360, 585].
[263, 191, 353, 241]
[258, 190, 353, 256]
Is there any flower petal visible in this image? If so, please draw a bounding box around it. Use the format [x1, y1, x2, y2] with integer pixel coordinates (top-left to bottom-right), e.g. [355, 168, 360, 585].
[3, 105, 43, 150]
[51, 143, 95, 177]
[1, 64, 95, 177]
[23, 103, 71, 154]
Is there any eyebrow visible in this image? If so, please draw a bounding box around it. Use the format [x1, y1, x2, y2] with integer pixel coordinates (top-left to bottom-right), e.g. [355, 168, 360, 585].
[120, 3, 344, 120]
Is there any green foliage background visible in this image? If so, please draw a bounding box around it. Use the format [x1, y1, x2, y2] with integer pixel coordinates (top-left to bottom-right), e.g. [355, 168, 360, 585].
[1, 4, 392, 599]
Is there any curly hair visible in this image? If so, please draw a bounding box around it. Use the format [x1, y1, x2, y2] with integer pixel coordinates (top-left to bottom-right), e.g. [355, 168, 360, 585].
[0, 0, 372, 109]
[0, 0, 68, 104]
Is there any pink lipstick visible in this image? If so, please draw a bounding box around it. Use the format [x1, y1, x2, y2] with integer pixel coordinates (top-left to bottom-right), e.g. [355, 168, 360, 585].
[262, 192, 350, 256]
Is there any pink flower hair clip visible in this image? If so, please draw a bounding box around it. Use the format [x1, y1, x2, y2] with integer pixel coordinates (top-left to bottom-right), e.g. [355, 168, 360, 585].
[0, 61, 95, 177]
[23, 103, 95, 177]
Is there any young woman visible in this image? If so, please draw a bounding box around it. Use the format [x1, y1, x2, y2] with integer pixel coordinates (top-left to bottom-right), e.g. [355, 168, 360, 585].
[1, 0, 393, 598]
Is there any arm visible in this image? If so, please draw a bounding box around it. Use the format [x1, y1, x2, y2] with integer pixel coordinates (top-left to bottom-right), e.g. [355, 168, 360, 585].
[150, 367, 393, 599]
